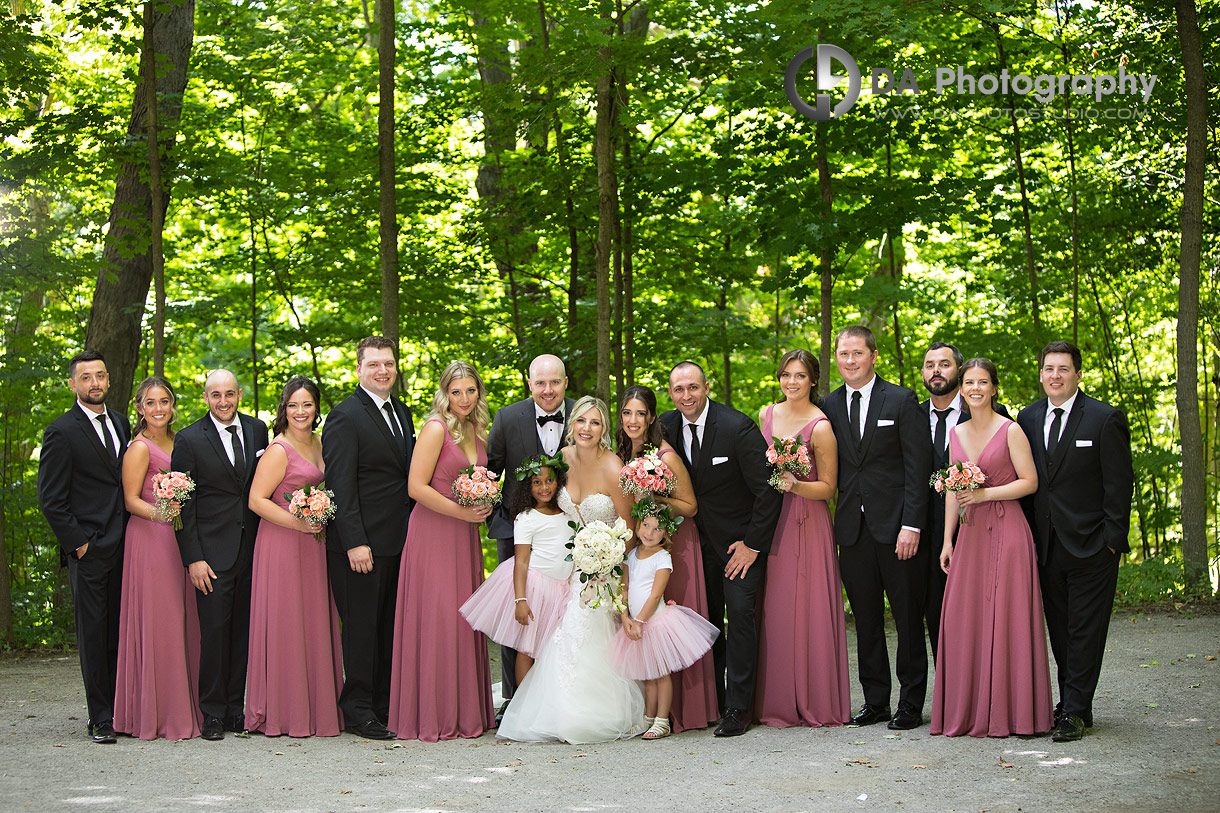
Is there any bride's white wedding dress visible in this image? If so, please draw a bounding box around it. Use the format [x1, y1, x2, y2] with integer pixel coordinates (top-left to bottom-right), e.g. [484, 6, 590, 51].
[497, 488, 646, 744]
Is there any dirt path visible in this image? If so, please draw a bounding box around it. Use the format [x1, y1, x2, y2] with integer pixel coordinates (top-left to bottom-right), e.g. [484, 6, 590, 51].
[2, 611, 1217, 812]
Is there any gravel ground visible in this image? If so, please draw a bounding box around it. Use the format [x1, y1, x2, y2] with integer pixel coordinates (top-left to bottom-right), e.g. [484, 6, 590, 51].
[2, 611, 1218, 812]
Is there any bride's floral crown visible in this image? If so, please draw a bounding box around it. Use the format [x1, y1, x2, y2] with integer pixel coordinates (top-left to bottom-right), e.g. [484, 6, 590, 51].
[515, 452, 569, 481]
[630, 497, 683, 537]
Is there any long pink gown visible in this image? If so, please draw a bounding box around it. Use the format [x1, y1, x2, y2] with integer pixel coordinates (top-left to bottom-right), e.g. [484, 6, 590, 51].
[931, 421, 1054, 737]
[755, 408, 850, 727]
[659, 449, 720, 732]
[114, 438, 202, 740]
[388, 420, 494, 741]
[245, 440, 344, 736]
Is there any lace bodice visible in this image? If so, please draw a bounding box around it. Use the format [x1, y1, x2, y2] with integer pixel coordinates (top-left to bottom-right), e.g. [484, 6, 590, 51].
[557, 487, 618, 526]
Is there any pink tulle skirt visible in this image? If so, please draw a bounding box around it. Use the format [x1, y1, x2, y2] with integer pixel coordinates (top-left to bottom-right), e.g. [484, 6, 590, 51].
[611, 604, 720, 681]
[460, 559, 570, 657]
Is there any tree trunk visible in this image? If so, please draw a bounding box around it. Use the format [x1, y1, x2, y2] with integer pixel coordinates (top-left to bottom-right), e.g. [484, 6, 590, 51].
[719, 281, 732, 409]
[143, 2, 166, 378]
[1053, 0, 1081, 344]
[1174, 0, 1209, 594]
[593, 43, 618, 405]
[85, 0, 195, 409]
[815, 120, 834, 399]
[379, 0, 400, 354]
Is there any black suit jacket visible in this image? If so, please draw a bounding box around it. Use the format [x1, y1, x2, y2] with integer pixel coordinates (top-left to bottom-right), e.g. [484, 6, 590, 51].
[485, 396, 575, 540]
[660, 400, 781, 557]
[38, 404, 131, 563]
[822, 376, 932, 547]
[321, 388, 416, 557]
[1017, 392, 1134, 562]
[172, 412, 269, 572]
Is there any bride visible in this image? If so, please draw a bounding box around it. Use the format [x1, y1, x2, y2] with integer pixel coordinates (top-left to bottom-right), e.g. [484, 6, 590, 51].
[498, 396, 647, 743]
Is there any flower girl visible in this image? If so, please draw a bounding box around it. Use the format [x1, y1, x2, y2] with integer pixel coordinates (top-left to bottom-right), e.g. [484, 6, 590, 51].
[460, 454, 573, 686]
[612, 500, 719, 739]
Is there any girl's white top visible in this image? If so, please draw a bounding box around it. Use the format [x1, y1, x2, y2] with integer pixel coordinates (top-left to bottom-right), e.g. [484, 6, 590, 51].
[626, 548, 672, 618]
[513, 509, 575, 580]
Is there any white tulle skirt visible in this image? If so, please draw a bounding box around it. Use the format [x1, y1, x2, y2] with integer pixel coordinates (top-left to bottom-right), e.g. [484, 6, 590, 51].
[611, 603, 720, 681]
[459, 560, 569, 657]
[497, 587, 646, 744]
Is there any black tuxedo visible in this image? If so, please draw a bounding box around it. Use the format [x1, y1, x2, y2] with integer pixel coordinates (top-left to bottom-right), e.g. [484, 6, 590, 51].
[822, 375, 932, 712]
[172, 411, 268, 721]
[37, 403, 131, 730]
[484, 395, 573, 699]
[920, 397, 971, 662]
[1018, 392, 1133, 722]
[321, 388, 415, 724]
[661, 400, 781, 711]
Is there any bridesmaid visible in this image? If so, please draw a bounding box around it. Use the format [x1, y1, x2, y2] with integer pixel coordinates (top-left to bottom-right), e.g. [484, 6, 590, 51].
[388, 361, 495, 741]
[931, 358, 1053, 737]
[114, 376, 202, 740]
[245, 376, 344, 737]
[755, 349, 850, 727]
[616, 384, 718, 733]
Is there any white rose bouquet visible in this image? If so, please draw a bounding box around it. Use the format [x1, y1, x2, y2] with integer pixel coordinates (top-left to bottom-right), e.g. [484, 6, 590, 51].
[565, 518, 632, 614]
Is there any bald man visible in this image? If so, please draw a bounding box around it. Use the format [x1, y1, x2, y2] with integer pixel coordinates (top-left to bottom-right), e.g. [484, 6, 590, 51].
[172, 370, 268, 741]
[485, 354, 574, 708]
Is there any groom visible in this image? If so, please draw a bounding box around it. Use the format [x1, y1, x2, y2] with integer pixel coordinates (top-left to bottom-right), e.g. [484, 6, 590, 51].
[661, 361, 781, 737]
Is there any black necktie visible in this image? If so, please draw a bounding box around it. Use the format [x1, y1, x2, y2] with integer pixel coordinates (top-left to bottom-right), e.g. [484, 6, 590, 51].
[1047, 407, 1064, 458]
[537, 412, 563, 427]
[687, 423, 701, 466]
[849, 390, 862, 445]
[382, 402, 402, 441]
[933, 408, 951, 457]
[227, 425, 246, 480]
[97, 414, 116, 460]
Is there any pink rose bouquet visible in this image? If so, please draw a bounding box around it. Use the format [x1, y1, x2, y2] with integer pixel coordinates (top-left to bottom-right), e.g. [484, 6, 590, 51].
[151, 469, 195, 530]
[765, 435, 813, 491]
[618, 449, 676, 500]
[452, 465, 503, 509]
[929, 461, 987, 525]
[285, 483, 337, 542]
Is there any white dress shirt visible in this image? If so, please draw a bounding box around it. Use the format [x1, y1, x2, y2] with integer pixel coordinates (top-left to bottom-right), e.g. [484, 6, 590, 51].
[846, 374, 878, 440]
[533, 401, 565, 456]
[210, 413, 242, 466]
[361, 386, 403, 438]
[78, 401, 121, 452]
[1043, 391, 1079, 448]
[927, 393, 964, 450]
[682, 399, 711, 462]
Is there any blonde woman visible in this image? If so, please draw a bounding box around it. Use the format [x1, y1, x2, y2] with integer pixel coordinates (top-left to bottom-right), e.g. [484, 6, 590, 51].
[388, 361, 495, 741]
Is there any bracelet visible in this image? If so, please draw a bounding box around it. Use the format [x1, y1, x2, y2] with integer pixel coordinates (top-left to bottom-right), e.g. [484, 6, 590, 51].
[514, 598, 528, 603]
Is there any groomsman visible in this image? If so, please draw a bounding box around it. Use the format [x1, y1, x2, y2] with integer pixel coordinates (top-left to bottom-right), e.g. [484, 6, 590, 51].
[822, 326, 931, 730]
[661, 361, 781, 737]
[173, 369, 268, 741]
[37, 350, 130, 744]
[485, 354, 573, 711]
[323, 336, 415, 740]
[1017, 341, 1133, 742]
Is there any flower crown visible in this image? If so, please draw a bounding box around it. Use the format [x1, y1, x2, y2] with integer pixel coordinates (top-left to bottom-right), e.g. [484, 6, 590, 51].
[630, 497, 683, 536]
[515, 452, 569, 481]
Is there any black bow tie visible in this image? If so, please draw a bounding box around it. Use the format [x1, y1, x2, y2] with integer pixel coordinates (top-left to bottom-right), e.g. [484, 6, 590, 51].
[537, 413, 563, 427]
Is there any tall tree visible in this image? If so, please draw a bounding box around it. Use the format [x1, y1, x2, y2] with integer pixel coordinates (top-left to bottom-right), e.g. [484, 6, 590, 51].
[379, 0, 400, 352]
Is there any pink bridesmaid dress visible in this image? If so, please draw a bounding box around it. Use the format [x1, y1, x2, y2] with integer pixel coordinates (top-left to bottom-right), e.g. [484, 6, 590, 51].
[245, 440, 344, 736]
[388, 420, 494, 741]
[660, 445, 720, 732]
[755, 407, 850, 727]
[931, 421, 1054, 737]
[114, 438, 202, 740]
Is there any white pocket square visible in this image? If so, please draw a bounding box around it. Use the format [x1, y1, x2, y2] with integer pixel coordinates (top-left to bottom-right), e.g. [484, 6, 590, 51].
[1075, 439, 1093, 447]
[712, 456, 729, 465]
[255, 448, 265, 457]
[877, 419, 895, 427]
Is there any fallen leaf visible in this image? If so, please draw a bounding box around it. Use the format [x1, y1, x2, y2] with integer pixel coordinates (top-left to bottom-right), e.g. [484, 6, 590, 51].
[1147, 703, 1159, 708]
[848, 757, 874, 766]
[383, 743, 405, 749]
[274, 751, 284, 756]
[911, 764, 927, 769]
[725, 782, 735, 786]
[573, 753, 588, 758]
[1187, 654, 1197, 659]
[1206, 655, 1216, 661]
[53, 743, 65, 748]
[998, 759, 1014, 768]
[506, 760, 524, 767]
[883, 734, 901, 739]
[339, 790, 352, 795]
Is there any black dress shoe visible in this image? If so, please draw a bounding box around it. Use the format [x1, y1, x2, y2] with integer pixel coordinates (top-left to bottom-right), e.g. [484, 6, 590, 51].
[225, 714, 246, 733]
[1051, 713, 1085, 742]
[849, 704, 892, 726]
[887, 705, 922, 730]
[346, 719, 395, 740]
[201, 716, 225, 741]
[494, 699, 510, 727]
[1054, 704, 1093, 729]
[713, 708, 750, 737]
[91, 722, 117, 744]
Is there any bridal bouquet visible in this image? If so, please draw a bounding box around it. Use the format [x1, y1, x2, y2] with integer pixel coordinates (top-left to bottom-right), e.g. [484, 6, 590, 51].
[151, 470, 195, 530]
[929, 461, 986, 525]
[765, 435, 812, 490]
[565, 518, 632, 614]
[285, 483, 337, 542]
[618, 448, 676, 499]
[452, 465, 503, 508]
